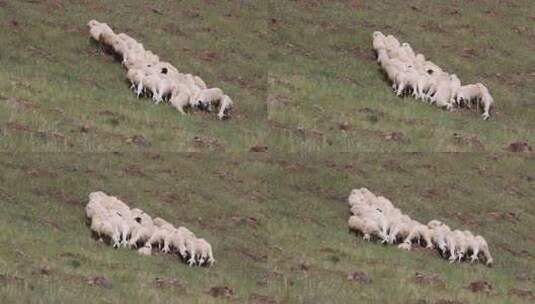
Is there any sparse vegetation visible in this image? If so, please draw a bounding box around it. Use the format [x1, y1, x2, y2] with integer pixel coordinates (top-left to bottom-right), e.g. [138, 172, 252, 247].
[0, 1, 534, 303]
[268, 0, 535, 152]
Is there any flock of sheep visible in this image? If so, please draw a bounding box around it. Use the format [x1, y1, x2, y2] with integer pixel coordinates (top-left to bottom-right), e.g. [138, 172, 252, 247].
[87, 20, 233, 120]
[85, 191, 215, 267]
[81, 23, 499, 269]
[347, 188, 493, 266]
[373, 32, 495, 120]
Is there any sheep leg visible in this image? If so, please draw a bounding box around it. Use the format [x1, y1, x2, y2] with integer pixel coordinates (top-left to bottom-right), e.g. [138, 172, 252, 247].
[470, 247, 479, 263]
[207, 247, 215, 266]
[136, 80, 143, 98]
[162, 235, 172, 253]
[482, 101, 491, 120]
[187, 242, 196, 266]
[396, 82, 405, 96]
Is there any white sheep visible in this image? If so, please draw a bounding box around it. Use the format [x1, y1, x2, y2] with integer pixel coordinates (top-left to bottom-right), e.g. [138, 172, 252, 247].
[88, 20, 114, 42]
[348, 215, 386, 242]
[90, 21, 234, 120]
[402, 222, 434, 249]
[217, 95, 233, 120]
[469, 235, 493, 266]
[194, 238, 215, 266]
[372, 31, 387, 51]
[194, 87, 224, 112]
[169, 84, 197, 114]
[478, 84, 494, 120]
[385, 34, 400, 50]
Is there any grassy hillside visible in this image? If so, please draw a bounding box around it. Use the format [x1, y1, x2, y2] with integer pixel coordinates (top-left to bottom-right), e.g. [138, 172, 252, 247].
[0, 0, 268, 151]
[268, 0, 535, 152]
[0, 152, 272, 303]
[1, 153, 534, 303]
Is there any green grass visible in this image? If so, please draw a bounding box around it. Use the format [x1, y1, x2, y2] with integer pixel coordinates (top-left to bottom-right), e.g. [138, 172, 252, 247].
[267, 0, 535, 152]
[1, 1, 534, 303]
[1, 153, 534, 303]
[0, 0, 268, 151]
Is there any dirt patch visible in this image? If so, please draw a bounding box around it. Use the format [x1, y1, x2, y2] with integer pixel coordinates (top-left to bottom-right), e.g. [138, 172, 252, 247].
[487, 211, 520, 223]
[453, 133, 485, 151]
[123, 165, 146, 177]
[3, 96, 37, 110]
[153, 277, 185, 290]
[249, 293, 278, 304]
[207, 286, 234, 298]
[235, 247, 267, 263]
[467, 281, 493, 293]
[267, 94, 291, 108]
[506, 142, 532, 152]
[231, 215, 259, 229]
[32, 265, 51, 276]
[26, 168, 57, 178]
[5, 122, 33, 133]
[55, 191, 84, 206]
[435, 300, 464, 304]
[250, 145, 268, 152]
[421, 21, 446, 33]
[192, 135, 224, 150]
[347, 270, 372, 284]
[509, 288, 534, 300]
[460, 48, 478, 59]
[384, 131, 408, 143]
[86, 275, 112, 289]
[353, 46, 375, 62]
[199, 51, 220, 62]
[0, 274, 25, 286]
[413, 272, 445, 287]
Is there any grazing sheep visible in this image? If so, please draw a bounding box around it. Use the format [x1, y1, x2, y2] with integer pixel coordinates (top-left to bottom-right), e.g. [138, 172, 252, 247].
[478, 84, 494, 120]
[470, 235, 493, 266]
[85, 191, 213, 267]
[217, 95, 234, 120]
[348, 215, 383, 241]
[403, 222, 434, 249]
[169, 84, 197, 114]
[372, 31, 387, 52]
[373, 32, 494, 119]
[194, 88, 224, 112]
[194, 238, 215, 266]
[89, 20, 234, 120]
[347, 189, 492, 266]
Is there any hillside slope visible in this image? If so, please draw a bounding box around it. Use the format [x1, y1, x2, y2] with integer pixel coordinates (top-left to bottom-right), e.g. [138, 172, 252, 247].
[0, 0, 268, 151]
[268, 0, 535, 152]
[1, 153, 534, 303]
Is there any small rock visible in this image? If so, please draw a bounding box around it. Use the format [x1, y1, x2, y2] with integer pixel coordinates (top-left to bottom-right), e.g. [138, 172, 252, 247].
[506, 142, 532, 153]
[86, 275, 112, 289]
[127, 135, 151, 147]
[413, 272, 444, 286]
[298, 262, 310, 272]
[34, 265, 51, 276]
[385, 131, 406, 142]
[250, 145, 268, 152]
[347, 271, 372, 284]
[153, 277, 183, 289]
[80, 124, 91, 133]
[509, 288, 534, 299]
[339, 122, 351, 131]
[468, 280, 492, 293]
[207, 286, 234, 298]
[249, 293, 278, 304]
